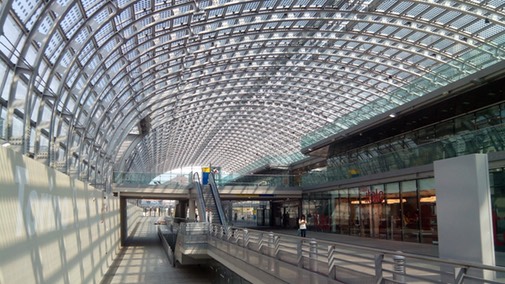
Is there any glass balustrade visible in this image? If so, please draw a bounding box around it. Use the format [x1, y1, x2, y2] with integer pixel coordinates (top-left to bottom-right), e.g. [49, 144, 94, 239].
[113, 123, 505, 188]
[302, 123, 505, 186]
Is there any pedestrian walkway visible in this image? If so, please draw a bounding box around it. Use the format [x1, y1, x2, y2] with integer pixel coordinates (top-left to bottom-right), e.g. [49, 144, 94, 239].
[268, 228, 439, 257]
[100, 216, 212, 284]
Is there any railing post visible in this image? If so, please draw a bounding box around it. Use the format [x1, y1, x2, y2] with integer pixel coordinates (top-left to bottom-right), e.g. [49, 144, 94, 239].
[243, 229, 249, 263]
[309, 238, 317, 272]
[243, 229, 249, 248]
[454, 267, 467, 284]
[375, 254, 384, 283]
[328, 245, 336, 280]
[268, 232, 275, 272]
[297, 239, 303, 268]
[268, 232, 275, 257]
[393, 252, 406, 283]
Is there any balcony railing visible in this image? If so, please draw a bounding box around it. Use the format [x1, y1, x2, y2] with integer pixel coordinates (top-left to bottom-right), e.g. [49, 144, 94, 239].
[302, 123, 505, 186]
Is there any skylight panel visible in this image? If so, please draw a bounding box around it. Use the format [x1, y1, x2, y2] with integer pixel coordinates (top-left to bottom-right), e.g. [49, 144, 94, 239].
[46, 30, 63, 59]
[480, 25, 505, 41]
[79, 42, 95, 65]
[405, 3, 430, 18]
[435, 10, 460, 26]
[244, 1, 260, 11]
[451, 14, 478, 29]
[380, 26, 398, 36]
[391, 1, 414, 15]
[84, 0, 104, 18]
[421, 6, 445, 22]
[393, 27, 414, 40]
[260, 0, 276, 10]
[95, 23, 114, 46]
[466, 20, 499, 39]
[12, 0, 37, 24]
[208, 7, 225, 18]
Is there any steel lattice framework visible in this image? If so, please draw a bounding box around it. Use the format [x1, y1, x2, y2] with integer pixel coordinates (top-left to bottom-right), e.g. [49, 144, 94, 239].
[0, 0, 504, 188]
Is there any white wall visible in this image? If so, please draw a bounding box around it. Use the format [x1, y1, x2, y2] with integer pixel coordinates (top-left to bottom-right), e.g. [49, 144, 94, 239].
[0, 147, 121, 284]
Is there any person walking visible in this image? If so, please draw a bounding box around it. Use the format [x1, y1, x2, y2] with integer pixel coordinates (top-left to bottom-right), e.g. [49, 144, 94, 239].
[299, 215, 307, 237]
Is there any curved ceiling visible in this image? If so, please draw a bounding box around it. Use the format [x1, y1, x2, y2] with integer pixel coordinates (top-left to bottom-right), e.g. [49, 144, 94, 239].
[0, 0, 504, 185]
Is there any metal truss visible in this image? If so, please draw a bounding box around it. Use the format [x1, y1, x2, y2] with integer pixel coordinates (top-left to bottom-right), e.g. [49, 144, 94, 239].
[0, 0, 504, 189]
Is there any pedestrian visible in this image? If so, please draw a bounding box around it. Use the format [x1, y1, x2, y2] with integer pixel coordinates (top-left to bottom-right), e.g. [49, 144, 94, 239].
[299, 215, 307, 237]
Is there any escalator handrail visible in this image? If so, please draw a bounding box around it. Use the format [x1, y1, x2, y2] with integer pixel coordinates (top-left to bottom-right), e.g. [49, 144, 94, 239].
[192, 172, 207, 222]
[209, 172, 228, 230]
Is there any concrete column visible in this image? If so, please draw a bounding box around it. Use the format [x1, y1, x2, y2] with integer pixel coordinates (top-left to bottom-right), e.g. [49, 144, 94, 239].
[434, 154, 495, 281]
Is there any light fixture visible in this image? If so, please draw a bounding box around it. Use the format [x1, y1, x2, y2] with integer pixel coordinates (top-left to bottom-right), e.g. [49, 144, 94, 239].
[389, 113, 396, 118]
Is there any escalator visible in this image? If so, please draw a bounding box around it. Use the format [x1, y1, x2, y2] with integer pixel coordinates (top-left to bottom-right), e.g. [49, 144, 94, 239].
[193, 172, 228, 228]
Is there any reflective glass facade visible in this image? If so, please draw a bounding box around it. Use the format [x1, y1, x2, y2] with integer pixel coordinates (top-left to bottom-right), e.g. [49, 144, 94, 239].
[303, 177, 437, 244]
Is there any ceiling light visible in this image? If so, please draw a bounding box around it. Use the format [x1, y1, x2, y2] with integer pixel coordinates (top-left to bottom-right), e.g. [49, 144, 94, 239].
[389, 113, 396, 118]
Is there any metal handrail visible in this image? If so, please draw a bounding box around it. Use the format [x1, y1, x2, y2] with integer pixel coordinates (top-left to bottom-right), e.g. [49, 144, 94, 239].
[207, 224, 505, 284]
[209, 173, 228, 230]
[192, 172, 206, 222]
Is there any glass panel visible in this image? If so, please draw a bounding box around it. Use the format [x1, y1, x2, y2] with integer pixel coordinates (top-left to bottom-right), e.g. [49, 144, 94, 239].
[475, 105, 501, 129]
[418, 178, 437, 244]
[369, 184, 387, 239]
[491, 169, 505, 255]
[313, 194, 331, 232]
[386, 182, 402, 241]
[436, 119, 454, 139]
[454, 113, 475, 133]
[359, 185, 371, 237]
[349, 188, 361, 236]
[402, 180, 419, 243]
[336, 189, 350, 235]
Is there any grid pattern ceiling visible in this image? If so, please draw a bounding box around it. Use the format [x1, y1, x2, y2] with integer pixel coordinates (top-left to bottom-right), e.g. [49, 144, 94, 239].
[0, 0, 504, 182]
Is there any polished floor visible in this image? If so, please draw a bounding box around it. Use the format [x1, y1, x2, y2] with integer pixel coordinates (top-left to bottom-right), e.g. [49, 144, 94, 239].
[101, 217, 504, 284]
[100, 217, 212, 284]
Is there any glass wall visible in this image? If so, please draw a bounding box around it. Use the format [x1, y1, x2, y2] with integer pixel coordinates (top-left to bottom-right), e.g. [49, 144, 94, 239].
[303, 177, 437, 244]
[385, 182, 402, 241]
[419, 178, 437, 244]
[302, 103, 505, 187]
[491, 168, 505, 252]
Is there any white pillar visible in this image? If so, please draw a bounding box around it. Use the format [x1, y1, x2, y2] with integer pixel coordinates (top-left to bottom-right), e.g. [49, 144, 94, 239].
[434, 154, 495, 281]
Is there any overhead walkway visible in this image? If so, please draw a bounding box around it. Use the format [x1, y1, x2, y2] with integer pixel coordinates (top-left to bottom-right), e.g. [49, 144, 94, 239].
[112, 183, 302, 201]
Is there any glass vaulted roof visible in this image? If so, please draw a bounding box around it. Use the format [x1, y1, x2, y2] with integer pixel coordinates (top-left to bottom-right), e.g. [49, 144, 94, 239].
[0, 0, 504, 186]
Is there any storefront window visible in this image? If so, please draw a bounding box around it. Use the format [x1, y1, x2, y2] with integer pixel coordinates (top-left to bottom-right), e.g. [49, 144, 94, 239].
[329, 190, 338, 233]
[491, 169, 505, 253]
[402, 180, 419, 242]
[418, 178, 437, 244]
[385, 182, 402, 241]
[336, 189, 350, 235]
[359, 185, 372, 237]
[369, 184, 386, 239]
[310, 193, 331, 232]
[349, 188, 361, 236]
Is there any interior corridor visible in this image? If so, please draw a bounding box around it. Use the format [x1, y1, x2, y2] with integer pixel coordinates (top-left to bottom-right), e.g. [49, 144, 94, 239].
[100, 216, 212, 284]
